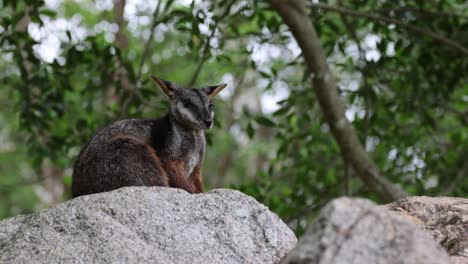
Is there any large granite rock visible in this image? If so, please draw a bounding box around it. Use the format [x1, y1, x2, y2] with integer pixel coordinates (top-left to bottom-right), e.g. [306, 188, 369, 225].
[284, 197, 452, 264]
[0, 187, 297, 264]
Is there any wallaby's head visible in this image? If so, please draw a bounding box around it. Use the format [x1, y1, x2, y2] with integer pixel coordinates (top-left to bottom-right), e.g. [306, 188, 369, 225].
[151, 75, 227, 130]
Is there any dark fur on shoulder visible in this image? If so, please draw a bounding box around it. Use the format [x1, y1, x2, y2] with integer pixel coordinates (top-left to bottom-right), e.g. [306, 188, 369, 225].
[71, 75, 227, 197]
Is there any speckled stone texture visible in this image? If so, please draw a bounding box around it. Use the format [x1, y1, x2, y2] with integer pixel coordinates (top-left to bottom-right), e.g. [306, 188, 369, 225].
[284, 197, 452, 264]
[385, 196, 468, 264]
[0, 187, 297, 264]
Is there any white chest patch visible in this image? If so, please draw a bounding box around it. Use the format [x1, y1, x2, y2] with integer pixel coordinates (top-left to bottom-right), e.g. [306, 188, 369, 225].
[186, 154, 199, 176]
[186, 130, 203, 176]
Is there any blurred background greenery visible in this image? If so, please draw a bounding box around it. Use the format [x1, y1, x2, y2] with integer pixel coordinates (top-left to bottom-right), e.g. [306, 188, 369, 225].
[0, 0, 467, 235]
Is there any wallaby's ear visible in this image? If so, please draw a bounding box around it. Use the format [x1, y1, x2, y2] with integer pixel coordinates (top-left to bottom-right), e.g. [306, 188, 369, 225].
[151, 75, 178, 98]
[203, 83, 227, 99]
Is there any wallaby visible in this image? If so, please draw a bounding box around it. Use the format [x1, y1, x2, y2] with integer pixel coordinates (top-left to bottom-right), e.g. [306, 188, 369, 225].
[71, 75, 227, 197]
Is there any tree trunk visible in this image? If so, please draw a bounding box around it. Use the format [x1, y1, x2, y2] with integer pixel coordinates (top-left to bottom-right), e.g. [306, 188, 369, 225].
[268, 0, 408, 202]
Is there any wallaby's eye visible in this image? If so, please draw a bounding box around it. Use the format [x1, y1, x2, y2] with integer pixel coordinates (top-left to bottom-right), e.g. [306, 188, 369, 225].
[183, 100, 194, 108]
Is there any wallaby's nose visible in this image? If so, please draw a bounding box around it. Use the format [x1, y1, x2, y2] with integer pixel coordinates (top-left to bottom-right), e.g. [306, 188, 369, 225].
[204, 120, 213, 128]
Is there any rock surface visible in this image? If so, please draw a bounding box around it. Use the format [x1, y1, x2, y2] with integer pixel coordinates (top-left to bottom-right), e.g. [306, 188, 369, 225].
[0, 187, 297, 264]
[284, 197, 452, 264]
[385, 196, 468, 264]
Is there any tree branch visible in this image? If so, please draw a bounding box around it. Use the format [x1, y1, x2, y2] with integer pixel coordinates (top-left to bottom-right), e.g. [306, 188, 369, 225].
[336, 0, 362, 57]
[268, 0, 409, 202]
[112, 0, 135, 119]
[187, 27, 217, 87]
[114, 0, 128, 50]
[119, 1, 163, 116]
[447, 106, 468, 125]
[16, 14, 33, 110]
[375, 6, 468, 20]
[336, 0, 365, 195]
[308, 2, 468, 56]
[136, 1, 162, 83]
[187, 1, 235, 87]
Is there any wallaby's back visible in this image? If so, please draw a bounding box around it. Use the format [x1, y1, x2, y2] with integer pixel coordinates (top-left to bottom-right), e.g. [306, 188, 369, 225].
[72, 119, 169, 197]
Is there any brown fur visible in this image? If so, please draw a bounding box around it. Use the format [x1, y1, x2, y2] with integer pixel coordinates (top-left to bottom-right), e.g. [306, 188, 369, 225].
[190, 164, 204, 193]
[164, 161, 198, 193]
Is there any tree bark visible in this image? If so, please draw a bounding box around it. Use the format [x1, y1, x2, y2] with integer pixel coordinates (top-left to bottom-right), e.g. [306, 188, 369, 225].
[268, 0, 409, 202]
[113, 0, 128, 50]
[112, 0, 135, 117]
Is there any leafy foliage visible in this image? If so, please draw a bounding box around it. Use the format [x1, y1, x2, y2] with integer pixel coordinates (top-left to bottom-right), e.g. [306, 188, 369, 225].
[0, 0, 467, 235]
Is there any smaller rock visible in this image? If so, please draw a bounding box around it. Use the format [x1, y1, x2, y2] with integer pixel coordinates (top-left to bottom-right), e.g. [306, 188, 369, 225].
[385, 196, 468, 264]
[284, 197, 452, 264]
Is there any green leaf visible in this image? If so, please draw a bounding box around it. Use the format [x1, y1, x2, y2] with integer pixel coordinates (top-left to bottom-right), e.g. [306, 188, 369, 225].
[258, 70, 271, 79]
[63, 175, 72, 187]
[273, 106, 289, 117]
[246, 122, 254, 138]
[66, 30, 72, 42]
[39, 9, 56, 18]
[255, 116, 275, 127]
